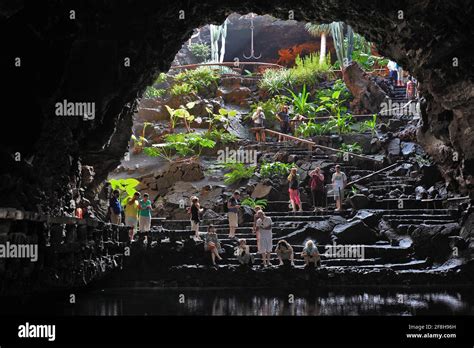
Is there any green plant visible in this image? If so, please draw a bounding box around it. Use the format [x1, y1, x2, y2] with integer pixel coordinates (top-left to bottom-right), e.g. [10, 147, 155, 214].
[144, 133, 216, 161]
[155, 72, 168, 84]
[171, 83, 196, 96]
[203, 129, 238, 144]
[131, 122, 152, 152]
[143, 144, 175, 162]
[290, 53, 333, 87]
[259, 68, 292, 95]
[260, 161, 293, 178]
[338, 142, 362, 158]
[297, 121, 334, 137]
[143, 86, 166, 99]
[249, 96, 286, 124]
[108, 178, 141, 206]
[174, 67, 219, 93]
[223, 162, 255, 184]
[205, 107, 237, 131]
[241, 197, 268, 209]
[359, 114, 377, 135]
[285, 84, 316, 116]
[165, 102, 197, 132]
[188, 43, 211, 62]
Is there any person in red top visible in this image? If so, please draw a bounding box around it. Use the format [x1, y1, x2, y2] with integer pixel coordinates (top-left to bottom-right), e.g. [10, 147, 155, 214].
[309, 166, 325, 212]
[406, 76, 416, 100]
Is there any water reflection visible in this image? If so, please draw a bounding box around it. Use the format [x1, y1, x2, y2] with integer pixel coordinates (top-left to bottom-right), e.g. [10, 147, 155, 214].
[48, 288, 473, 316]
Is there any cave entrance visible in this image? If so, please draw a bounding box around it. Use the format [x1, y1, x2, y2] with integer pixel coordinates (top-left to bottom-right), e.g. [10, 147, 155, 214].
[109, 13, 396, 204]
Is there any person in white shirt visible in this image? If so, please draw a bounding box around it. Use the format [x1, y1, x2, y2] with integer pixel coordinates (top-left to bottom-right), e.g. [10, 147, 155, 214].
[256, 210, 273, 267]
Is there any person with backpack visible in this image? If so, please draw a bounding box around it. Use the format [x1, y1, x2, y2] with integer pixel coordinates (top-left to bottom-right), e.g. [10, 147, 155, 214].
[288, 167, 303, 212]
[309, 166, 325, 212]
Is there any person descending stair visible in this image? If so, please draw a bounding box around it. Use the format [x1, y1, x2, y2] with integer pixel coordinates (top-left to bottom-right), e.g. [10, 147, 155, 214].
[288, 167, 303, 212]
[227, 191, 241, 238]
[256, 210, 273, 268]
[332, 165, 347, 212]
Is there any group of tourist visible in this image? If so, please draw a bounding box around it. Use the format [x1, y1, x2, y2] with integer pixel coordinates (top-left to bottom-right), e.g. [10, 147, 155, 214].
[203, 216, 321, 268]
[108, 190, 153, 240]
[251, 104, 307, 142]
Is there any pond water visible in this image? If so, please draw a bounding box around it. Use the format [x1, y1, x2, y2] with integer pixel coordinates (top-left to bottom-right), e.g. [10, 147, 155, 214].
[5, 286, 474, 316]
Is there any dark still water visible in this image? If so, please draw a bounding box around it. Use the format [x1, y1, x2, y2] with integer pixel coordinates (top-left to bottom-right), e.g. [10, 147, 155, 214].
[4, 286, 474, 316]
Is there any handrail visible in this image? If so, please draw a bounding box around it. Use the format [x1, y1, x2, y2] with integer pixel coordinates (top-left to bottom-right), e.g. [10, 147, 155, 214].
[169, 62, 285, 71]
[346, 162, 402, 186]
[262, 129, 383, 163]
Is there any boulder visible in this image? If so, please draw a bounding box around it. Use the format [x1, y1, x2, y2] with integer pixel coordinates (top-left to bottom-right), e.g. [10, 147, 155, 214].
[349, 194, 370, 210]
[387, 119, 402, 132]
[251, 183, 272, 199]
[136, 106, 169, 122]
[386, 138, 401, 156]
[332, 220, 378, 244]
[342, 61, 388, 114]
[411, 223, 460, 261]
[419, 164, 443, 187]
[351, 210, 382, 228]
[216, 86, 251, 106]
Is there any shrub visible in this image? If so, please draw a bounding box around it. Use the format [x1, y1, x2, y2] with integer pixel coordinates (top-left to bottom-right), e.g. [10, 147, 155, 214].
[290, 53, 333, 87]
[170, 83, 196, 96]
[174, 67, 219, 92]
[258, 68, 292, 95]
[143, 86, 166, 98]
[203, 129, 238, 144]
[297, 121, 333, 137]
[143, 133, 216, 161]
[338, 142, 362, 158]
[260, 161, 293, 178]
[188, 43, 211, 62]
[241, 197, 268, 209]
[223, 162, 255, 184]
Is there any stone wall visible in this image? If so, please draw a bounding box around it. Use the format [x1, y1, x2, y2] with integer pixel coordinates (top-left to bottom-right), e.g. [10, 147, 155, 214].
[1, 0, 473, 212]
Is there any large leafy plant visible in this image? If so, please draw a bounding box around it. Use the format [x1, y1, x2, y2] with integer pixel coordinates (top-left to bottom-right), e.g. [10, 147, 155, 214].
[205, 107, 237, 131]
[108, 178, 141, 206]
[285, 84, 315, 116]
[165, 102, 197, 132]
[223, 162, 255, 184]
[260, 161, 293, 178]
[241, 198, 268, 209]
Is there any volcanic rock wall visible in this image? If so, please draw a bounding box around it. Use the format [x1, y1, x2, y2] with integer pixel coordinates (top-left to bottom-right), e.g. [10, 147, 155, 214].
[1, 0, 473, 212]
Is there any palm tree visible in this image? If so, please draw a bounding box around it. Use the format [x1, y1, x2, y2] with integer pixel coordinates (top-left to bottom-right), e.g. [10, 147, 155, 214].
[305, 22, 332, 65]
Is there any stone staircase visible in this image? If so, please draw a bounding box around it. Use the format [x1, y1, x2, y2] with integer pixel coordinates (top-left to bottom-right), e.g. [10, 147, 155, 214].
[145, 138, 461, 273]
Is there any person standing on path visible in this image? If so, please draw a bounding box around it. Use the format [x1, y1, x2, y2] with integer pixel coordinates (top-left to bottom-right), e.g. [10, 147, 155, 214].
[227, 191, 241, 238]
[256, 210, 273, 267]
[276, 105, 290, 142]
[332, 165, 347, 211]
[124, 191, 140, 240]
[309, 166, 325, 212]
[190, 196, 203, 241]
[251, 106, 266, 142]
[109, 189, 122, 225]
[139, 193, 153, 243]
[288, 167, 303, 212]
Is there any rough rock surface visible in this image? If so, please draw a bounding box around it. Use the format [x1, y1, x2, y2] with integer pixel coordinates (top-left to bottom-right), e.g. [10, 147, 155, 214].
[1, 1, 473, 211]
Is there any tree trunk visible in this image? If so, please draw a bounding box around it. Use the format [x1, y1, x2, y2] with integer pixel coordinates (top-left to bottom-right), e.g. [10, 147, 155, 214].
[319, 32, 327, 65]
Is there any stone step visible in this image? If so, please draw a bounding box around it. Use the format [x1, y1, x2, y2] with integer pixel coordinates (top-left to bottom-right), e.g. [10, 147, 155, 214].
[382, 214, 456, 220]
[385, 219, 457, 227]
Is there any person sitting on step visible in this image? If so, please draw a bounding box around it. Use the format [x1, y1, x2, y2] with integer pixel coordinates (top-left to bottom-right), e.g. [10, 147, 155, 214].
[251, 106, 266, 142]
[275, 239, 294, 266]
[204, 224, 223, 266]
[288, 167, 303, 212]
[236, 239, 253, 266]
[301, 239, 321, 268]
